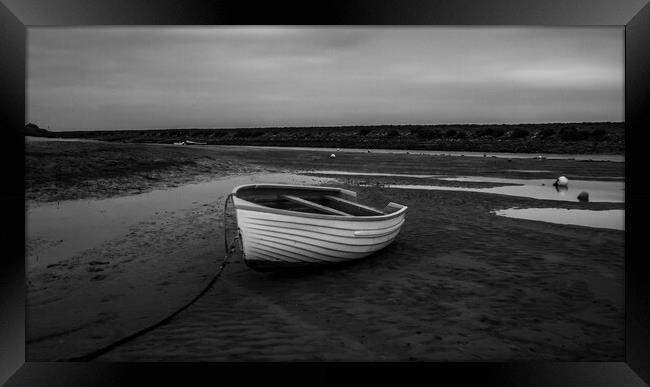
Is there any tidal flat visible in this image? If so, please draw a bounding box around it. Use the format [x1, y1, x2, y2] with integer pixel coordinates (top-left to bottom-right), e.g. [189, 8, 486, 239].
[26, 138, 624, 361]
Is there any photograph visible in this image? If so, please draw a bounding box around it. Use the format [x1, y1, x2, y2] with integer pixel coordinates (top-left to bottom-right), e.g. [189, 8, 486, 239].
[25, 26, 625, 362]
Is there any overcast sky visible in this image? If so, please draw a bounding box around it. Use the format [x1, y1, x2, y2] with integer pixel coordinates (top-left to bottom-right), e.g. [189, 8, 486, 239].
[27, 27, 623, 131]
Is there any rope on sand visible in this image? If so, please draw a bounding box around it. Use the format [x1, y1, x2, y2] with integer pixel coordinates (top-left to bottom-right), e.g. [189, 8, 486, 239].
[69, 194, 239, 361]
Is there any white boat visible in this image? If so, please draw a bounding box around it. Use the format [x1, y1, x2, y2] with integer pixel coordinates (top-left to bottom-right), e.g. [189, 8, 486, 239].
[185, 140, 207, 145]
[230, 184, 407, 270]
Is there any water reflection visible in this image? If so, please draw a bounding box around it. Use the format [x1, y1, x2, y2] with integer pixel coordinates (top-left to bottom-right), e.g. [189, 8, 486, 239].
[555, 185, 569, 197]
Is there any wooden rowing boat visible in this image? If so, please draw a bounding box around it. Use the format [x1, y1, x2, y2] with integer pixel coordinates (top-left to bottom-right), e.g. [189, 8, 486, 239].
[231, 184, 407, 271]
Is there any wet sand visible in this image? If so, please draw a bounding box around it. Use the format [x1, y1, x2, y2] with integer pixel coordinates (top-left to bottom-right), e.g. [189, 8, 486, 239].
[94, 188, 623, 361]
[27, 198, 224, 360]
[26, 139, 624, 361]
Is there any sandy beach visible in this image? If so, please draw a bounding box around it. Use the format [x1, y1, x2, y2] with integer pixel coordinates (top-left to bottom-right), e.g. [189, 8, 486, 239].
[26, 138, 624, 361]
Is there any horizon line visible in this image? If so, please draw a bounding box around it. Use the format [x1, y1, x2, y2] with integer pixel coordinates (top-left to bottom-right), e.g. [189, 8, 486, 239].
[32, 120, 625, 132]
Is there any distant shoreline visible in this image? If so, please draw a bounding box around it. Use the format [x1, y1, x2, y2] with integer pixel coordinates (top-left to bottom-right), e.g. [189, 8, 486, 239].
[201, 144, 625, 162]
[46, 122, 624, 155]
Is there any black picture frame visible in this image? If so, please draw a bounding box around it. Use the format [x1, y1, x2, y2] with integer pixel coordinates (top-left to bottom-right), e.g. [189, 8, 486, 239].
[1, 0, 649, 385]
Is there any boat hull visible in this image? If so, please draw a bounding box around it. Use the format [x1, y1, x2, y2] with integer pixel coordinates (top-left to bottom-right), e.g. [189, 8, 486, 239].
[231, 185, 407, 270]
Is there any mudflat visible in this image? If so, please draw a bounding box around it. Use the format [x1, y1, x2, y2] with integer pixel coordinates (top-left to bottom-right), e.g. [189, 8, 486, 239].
[26, 138, 624, 361]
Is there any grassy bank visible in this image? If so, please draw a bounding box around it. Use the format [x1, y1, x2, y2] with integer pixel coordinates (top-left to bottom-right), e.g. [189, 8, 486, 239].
[25, 139, 266, 202]
[54, 122, 624, 154]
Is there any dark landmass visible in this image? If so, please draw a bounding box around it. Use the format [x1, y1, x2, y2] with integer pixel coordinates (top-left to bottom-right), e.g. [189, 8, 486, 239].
[54, 122, 624, 154]
[25, 123, 56, 138]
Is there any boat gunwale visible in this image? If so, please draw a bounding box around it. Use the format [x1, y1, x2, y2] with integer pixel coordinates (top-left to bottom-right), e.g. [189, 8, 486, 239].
[232, 184, 407, 221]
[243, 218, 406, 239]
[239, 214, 405, 232]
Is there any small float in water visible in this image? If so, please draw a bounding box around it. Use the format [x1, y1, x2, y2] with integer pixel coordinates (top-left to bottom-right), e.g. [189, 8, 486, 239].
[554, 176, 569, 187]
[577, 191, 589, 202]
[230, 184, 407, 270]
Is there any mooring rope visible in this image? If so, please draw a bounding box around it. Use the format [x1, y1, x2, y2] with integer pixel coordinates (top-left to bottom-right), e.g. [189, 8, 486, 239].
[69, 193, 239, 361]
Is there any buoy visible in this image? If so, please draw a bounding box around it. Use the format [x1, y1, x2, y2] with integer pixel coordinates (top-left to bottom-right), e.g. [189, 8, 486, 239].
[577, 191, 589, 202]
[554, 176, 569, 187]
[330, 153, 336, 159]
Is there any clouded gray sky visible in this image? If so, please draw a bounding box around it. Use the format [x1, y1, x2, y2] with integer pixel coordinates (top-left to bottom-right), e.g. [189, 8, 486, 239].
[28, 27, 623, 131]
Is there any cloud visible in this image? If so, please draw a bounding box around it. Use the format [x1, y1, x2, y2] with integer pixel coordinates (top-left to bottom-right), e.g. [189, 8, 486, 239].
[27, 26, 623, 130]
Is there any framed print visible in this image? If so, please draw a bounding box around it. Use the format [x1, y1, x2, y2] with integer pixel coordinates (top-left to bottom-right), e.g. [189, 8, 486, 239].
[1, 0, 649, 385]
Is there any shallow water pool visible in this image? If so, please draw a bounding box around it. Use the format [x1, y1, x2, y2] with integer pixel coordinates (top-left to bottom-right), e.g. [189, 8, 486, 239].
[383, 176, 624, 203]
[492, 208, 624, 231]
[26, 173, 337, 268]
[305, 170, 442, 178]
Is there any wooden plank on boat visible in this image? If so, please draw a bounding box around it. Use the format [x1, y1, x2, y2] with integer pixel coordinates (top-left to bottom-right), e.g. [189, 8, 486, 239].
[323, 195, 385, 215]
[280, 195, 352, 216]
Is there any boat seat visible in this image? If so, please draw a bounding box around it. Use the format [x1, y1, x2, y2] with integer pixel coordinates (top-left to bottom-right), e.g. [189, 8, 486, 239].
[280, 195, 352, 216]
[323, 195, 385, 215]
